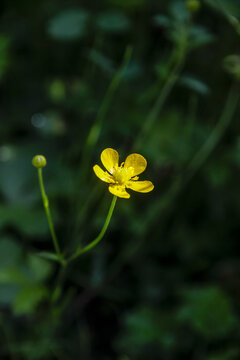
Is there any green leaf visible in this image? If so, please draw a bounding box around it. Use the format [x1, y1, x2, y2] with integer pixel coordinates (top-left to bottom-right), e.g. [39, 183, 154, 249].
[189, 26, 216, 49]
[88, 50, 114, 74]
[0, 268, 27, 285]
[0, 205, 49, 236]
[179, 287, 237, 339]
[179, 75, 210, 95]
[48, 9, 89, 40]
[96, 11, 130, 33]
[116, 307, 177, 355]
[37, 251, 60, 262]
[48, 79, 66, 102]
[0, 238, 21, 269]
[0, 284, 20, 305]
[153, 15, 171, 27]
[107, 0, 146, 8]
[170, 1, 189, 21]
[13, 285, 48, 315]
[27, 254, 53, 283]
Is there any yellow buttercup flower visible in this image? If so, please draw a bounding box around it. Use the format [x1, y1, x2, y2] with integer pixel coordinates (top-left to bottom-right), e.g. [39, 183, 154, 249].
[93, 148, 154, 199]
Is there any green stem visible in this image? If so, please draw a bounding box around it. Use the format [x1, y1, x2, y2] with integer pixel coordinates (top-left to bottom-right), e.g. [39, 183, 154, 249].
[133, 54, 184, 151]
[187, 85, 239, 179]
[51, 265, 67, 304]
[85, 46, 132, 151]
[38, 168, 62, 261]
[67, 196, 117, 263]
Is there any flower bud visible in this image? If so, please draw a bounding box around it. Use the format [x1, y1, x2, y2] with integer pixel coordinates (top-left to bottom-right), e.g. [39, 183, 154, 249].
[185, 0, 201, 13]
[32, 155, 47, 168]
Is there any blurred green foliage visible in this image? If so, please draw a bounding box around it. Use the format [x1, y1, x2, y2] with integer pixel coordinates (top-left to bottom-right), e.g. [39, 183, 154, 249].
[0, 0, 240, 359]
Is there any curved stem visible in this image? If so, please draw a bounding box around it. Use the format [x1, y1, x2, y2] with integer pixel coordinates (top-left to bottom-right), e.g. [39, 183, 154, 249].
[67, 195, 117, 263]
[38, 168, 62, 261]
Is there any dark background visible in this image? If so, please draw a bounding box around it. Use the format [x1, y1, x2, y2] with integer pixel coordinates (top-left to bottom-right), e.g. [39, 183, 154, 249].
[0, 0, 240, 359]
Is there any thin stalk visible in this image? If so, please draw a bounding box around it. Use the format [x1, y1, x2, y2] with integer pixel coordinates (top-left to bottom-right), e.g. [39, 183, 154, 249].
[85, 46, 132, 151]
[38, 168, 62, 261]
[67, 196, 117, 263]
[187, 85, 239, 179]
[133, 58, 184, 151]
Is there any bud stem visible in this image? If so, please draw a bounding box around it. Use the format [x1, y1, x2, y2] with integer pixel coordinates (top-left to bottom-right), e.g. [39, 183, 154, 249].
[38, 168, 62, 261]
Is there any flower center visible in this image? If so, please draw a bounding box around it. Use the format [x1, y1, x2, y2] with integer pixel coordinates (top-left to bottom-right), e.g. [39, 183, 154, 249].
[113, 165, 133, 185]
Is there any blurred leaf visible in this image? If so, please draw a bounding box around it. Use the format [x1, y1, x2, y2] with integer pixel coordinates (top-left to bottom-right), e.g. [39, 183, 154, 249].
[48, 79, 66, 102]
[47, 9, 89, 40]
[0, 254, 53, 286]
[37, 251, 60, 262]
[0, 267, 27, 285]
[207, 348, 240, 360]
[170, 1, 189, 21]
[227, 15, 240, 36]
[117, 307, 161, 353]
[189, 26, 216, 49]
[117, 307, 177, 355]
[122, 61, 142, 80]
[143, 110, 194, 166]
[179, 287, 236, 339]
[96, 11, 130, 33]
[0, 153, 32, 202]
[13, 285, 48, 315]
[0, 238, 21, 269]
[88, 49, 114, 74]
[0, 284, 20, 305]
[205, 162, 230, 187]
[107, 0, 146, 8]
[204, 0, 240, 16]
[153, 15, 171, 28]
[27, 254, 53, 283]
[10, 338, 58, 360]
[0, 34, 11, 79]
[0, 205, 49, 236]
[179, 75, 210, 95]
[223, 55, 240, 80]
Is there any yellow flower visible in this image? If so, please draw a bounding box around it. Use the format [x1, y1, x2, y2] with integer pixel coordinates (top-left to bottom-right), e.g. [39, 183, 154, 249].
[93, 148, 154, 199]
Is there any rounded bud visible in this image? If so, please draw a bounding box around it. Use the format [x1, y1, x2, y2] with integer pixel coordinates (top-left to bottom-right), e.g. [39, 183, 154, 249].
[185, 0, 201, 13]
[32, 155, 47, 168]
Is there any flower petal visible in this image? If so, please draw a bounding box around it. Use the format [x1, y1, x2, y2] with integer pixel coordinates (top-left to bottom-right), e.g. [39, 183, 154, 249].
[126, 180, 154, 193]
[124, 153, 147, 176]
[101, 148, 119, 174]
[93, 165, 115, 183]
[109, 184, 130, 199]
